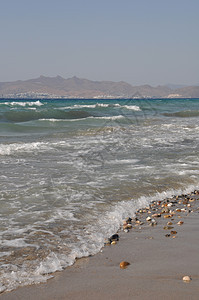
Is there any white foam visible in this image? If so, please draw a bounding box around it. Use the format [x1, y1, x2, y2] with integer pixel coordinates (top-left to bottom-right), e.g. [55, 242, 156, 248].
[0, 238, 38, 248]
[60, 103, 141, 111]
[1, 183, 199, 293]
[2, 101, 43, 107]
[122, 105, 141, 111]
[94, 115, 124, 120]
[0, 142, 48, 155]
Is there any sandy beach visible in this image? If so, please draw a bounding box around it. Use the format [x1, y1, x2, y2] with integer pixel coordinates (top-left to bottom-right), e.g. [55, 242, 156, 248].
[1, 191, 199, 300]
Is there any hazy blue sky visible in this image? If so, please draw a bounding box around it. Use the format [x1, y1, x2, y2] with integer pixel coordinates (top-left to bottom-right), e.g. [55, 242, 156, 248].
[1, 0, 199, 86]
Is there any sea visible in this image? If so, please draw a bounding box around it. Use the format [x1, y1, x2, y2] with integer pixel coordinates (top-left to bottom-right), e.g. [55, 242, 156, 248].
[0, 98, 199, 292]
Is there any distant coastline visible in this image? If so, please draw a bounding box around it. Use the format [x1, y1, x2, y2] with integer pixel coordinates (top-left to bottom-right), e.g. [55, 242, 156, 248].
[0, 75, 199, 99]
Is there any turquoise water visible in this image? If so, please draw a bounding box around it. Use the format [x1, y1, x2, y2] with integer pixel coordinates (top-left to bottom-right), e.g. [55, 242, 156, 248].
[0, 98, 199, 292]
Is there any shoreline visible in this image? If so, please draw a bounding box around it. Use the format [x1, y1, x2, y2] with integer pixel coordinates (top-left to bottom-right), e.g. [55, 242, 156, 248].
[1, 190, 199, 300]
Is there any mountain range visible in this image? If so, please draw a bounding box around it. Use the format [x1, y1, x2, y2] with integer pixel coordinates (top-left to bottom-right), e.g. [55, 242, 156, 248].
[0, 75, 199, 99]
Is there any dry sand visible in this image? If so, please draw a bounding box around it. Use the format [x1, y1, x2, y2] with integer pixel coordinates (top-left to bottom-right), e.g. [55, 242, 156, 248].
[1, 192, 199, 300]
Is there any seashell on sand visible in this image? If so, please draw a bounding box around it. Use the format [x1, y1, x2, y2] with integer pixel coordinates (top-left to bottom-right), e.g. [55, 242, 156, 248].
[120, 261, 130, 269]
[182, 275, 191, 282]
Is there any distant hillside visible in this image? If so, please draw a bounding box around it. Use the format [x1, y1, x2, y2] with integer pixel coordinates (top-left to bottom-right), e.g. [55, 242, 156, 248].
[0, 75, 199, 99]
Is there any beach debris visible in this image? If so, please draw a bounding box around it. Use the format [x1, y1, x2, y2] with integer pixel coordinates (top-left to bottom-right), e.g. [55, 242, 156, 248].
[182, 275, 192, 282]
[152, 213, 161, 218]
[110, 234, 119, 242]
[126, 217, 132, 224]
[164, 214, 172, 219]
[163, 226, 173, 230]
[161, 207, 170, 214]
[150, 221, 157, 226]
[177, 221, 184, 225]
[189, 198, 195, 202]
[120, 261, 130, 269]
[104, 240, 111, 246]
[165, 234, 170, 237]
[170, 230, 177, 235]
[167, 221, 173, 225]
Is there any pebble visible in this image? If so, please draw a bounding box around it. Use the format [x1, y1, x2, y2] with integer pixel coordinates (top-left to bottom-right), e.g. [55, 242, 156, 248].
[182, 275, 191, 282]
[110, 234, 119, 242]
[146, 216, 151, 221]
[171, 230, 177, 235]
[120, 261, 130, 269]
[164, 214, 172, 219]
[152, 213, 161, 218]
[163, 226, 173, 230]
[167, 221, 173, 225]
[177, 221, 184, 225]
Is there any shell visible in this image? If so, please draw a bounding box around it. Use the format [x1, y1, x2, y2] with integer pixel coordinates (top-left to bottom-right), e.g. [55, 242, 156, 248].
[120, 261, 130, 269]
[177, 221, 184, 225]
[182, 275, 191, 282]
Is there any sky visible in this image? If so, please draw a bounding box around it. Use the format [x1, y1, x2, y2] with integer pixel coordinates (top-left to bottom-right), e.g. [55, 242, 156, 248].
[1, 0, 199, 86]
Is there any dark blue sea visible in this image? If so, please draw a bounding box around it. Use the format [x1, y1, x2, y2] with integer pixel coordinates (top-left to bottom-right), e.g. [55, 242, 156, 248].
[0, 98, 199, 292]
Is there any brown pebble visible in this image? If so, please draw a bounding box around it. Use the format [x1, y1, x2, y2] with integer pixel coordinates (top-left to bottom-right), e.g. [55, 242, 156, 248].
[167, 221, 173, 225]
[163, 226, 173, 230]
[120, 261, 130, 269]
[164, 214, 172, 219]
[177, 221, 184, 225]
[170, 230, 177, 235]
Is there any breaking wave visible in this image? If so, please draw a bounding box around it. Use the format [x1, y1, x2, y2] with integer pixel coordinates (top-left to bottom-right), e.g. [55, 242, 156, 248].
[3, 110, 94, 123]
[164, 110, 199, 118]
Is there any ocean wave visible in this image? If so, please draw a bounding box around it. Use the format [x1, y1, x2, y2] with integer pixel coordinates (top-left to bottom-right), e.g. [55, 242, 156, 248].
[164, 110, 199, 118]
[62, 103, 141, 111]
[0, 142, 49, 155]
[0, 100, 43, 107]
[1, 184, 198, 292]
[0, 140, 70, 155]
[3, 109, 93, 123]
[37, 115, 125, 122]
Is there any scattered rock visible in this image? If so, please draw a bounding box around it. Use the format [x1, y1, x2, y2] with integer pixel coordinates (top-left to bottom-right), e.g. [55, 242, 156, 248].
[182, 275, 192, 282]
[167, 221, 173, 225]
[146, 216, 151, 221]
[152, 213, 161, 218]
[164, 214, 172, 219]
[165, 234, 170, 237]
[163, 226, 173, 230]
[120, 261, 130, 269]
[126, 217, 132, 224]
[170, 230, 177, 235]
[162, 207, 170, 214]
[177, 221, 184, 225]
[111, 241, 117, 245]
[110, 234, 119, 242]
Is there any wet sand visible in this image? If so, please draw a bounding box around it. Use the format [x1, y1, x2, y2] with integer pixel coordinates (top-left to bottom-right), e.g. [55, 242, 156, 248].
[1, 191, 199, 300]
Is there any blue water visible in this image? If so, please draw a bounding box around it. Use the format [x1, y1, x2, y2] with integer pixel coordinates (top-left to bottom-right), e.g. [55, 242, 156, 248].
[0, 98, 199, 292]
